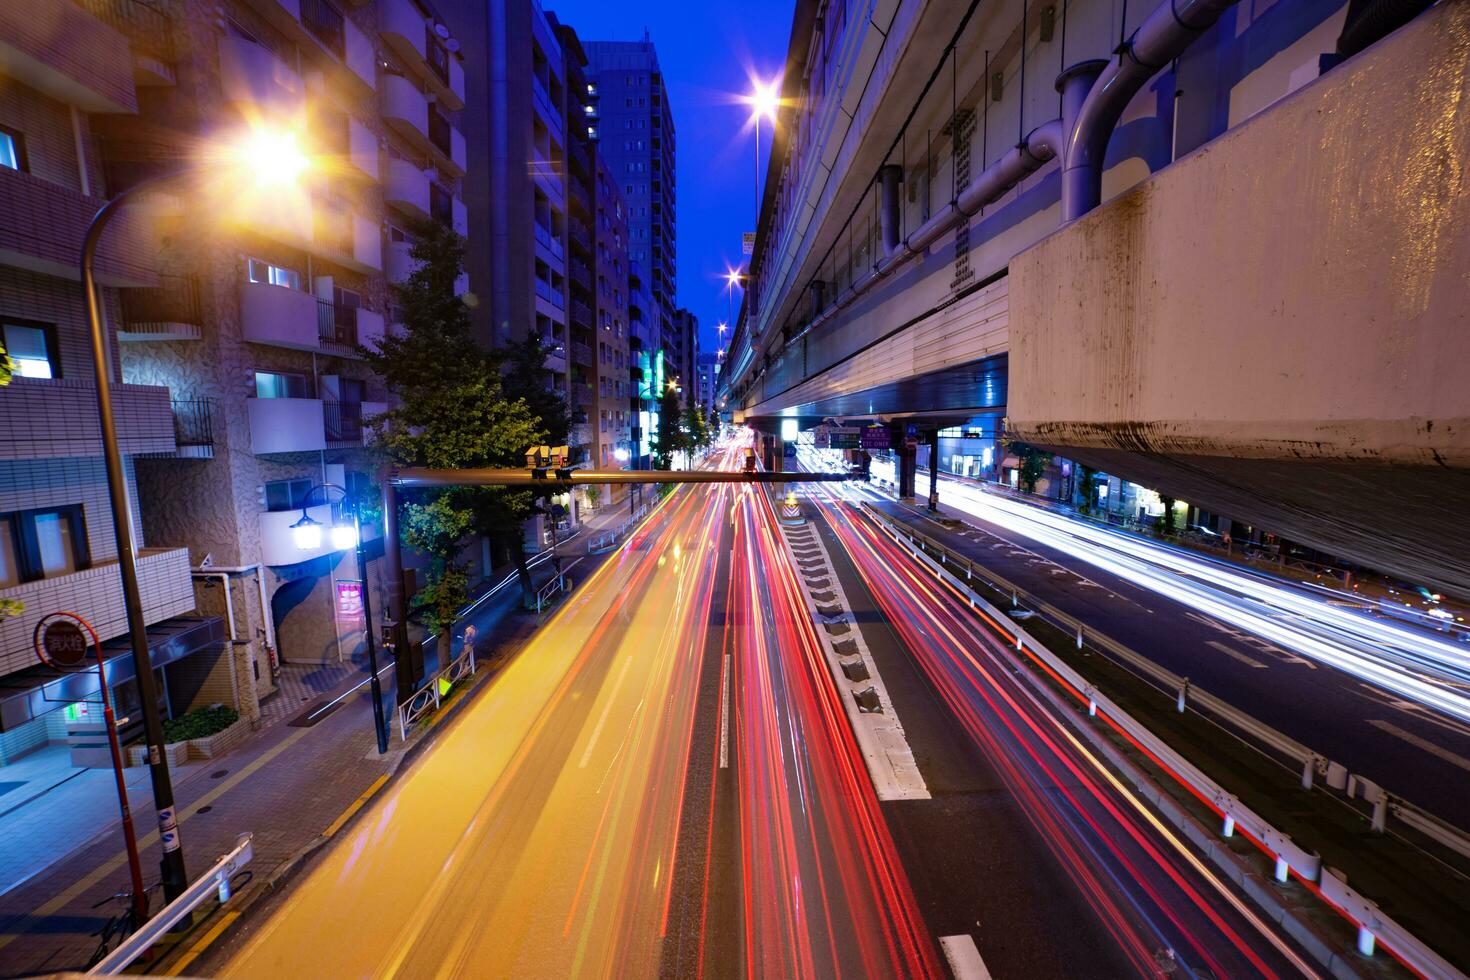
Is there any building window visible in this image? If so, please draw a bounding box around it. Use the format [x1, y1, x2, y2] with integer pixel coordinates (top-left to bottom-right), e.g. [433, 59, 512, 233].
[247, 258, 301, 290]
[264, 478, 315, 513]
[0, 126, 27, 172]
[2, 320, 60, 379]
[300, 0, 345, 57]
[0, 506, 90, 583]
[255, 371, 309, 399]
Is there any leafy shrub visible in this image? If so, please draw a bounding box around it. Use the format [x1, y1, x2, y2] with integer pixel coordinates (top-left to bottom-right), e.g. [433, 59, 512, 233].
[162, 705, 239, 743]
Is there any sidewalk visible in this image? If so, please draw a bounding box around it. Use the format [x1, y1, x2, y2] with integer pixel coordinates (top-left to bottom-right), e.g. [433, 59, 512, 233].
[0, 527, 628, 977]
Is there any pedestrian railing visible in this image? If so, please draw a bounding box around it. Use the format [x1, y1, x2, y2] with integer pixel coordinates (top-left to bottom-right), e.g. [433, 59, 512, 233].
[396, 644, 477, 741]
[87, 833, 253, 975]
[862, 503, 1468, 980]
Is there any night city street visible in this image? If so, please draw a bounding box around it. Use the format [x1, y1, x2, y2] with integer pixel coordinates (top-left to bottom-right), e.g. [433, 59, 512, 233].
[1, 0, 1469, 977]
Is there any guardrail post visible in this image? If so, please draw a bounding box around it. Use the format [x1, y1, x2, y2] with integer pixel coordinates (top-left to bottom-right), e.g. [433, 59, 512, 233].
[1274, 855, 1290, 883]
[1371, 788, 1388, 834]
[1301, 756, 1316, 791]
[1177, 677, 1190, 713]
[1357, 925, 1376, 957]
[1222, 813, 1235, 838]
[1076, 625, 1084, 649]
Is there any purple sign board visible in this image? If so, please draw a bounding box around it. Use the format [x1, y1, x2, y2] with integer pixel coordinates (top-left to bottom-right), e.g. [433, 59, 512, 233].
[861, 427, 893, 450]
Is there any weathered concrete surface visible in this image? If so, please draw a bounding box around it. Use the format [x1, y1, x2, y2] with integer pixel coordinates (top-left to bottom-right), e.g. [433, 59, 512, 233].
[1009, 0, 1470, 595]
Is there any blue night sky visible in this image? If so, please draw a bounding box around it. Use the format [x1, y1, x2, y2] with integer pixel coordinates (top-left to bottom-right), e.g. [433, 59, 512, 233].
[547, 0, 795, 358]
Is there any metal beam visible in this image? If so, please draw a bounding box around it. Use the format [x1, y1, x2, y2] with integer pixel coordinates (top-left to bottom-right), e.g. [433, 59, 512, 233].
[393, 468, 859, 488]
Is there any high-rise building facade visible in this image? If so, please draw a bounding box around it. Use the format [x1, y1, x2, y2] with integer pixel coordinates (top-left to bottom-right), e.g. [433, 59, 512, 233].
[695, 351, 719, 414]
[582, 37, 675, 469]
[0, 0, 471, 763]
[670, 307, 697, 402]
[592, 157, 632, 500]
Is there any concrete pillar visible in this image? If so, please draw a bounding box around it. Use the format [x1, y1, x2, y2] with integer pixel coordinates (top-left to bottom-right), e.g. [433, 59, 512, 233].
[879, 164, 903, 255]
[927, 430, 940, 511]
[898, 439, 917, 501]
[762, 434, 775, 471]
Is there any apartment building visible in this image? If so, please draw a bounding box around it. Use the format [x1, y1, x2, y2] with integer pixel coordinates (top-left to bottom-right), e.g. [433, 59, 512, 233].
[554, 18, 596, 485]
[695, 351, 718, 415]
[581, 36, 674, 470]
[592, 156, 631, 502]
[669, 307, 697, 402]
[0, 0, 472, 771]
[0, 0, 219, 766]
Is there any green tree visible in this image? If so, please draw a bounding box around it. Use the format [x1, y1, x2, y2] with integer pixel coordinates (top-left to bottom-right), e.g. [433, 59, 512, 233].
[653, 386, 686, 472]
[1076, 464, 1097, 512]
[364, 217, 544, 661]
[682, 401, 710, 452]
[501, 335, 571, 448]
[1003, 438, 1049, 495]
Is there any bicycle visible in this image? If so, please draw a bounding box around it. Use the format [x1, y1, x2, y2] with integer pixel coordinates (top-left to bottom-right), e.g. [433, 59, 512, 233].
[86, 882, 157, 968]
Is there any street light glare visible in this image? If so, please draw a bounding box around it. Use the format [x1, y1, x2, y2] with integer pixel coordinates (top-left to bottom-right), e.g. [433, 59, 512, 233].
[235, 126, 311, 188]
[748, 79, 780, 123]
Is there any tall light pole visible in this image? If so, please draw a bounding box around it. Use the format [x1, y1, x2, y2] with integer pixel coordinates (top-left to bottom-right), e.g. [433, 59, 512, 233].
[81, 126, 310, 903]
[748, 80, 779, 218]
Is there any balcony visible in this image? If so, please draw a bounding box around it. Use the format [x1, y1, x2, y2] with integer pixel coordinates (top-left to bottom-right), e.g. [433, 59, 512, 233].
[428, 107, 466, 177]
[245, 0, 374, 96]
[318, 298, 385, 354]
[379, 0, 465, 110]
[218, 35, 304, 122]
[384, 157, 431, 219]
[323, 399, 364, 446]
[386, 240, 418, 285]
[0, 0, 136, 113]
[0, 166, 156, 287]
[569, 298, 592, 329]
[241, 281, 383, 355]
[534, 223, 564, 263]
[570, 383, 594, 410]
[0, 547, 195, 677]
[542, 338, 567, 373]
[0, 378, 174, 461]
[567, 221, 591, 256]
[119, 275, 202, 341]
[568, 177, 591, 216]
[568, 257, 592, 286]
[314, 208, 383, 273]
[335, 114, 379, 182]
[382, 72, 430, 151]
[248, 397, 327, 454]
[627, 261, 642, 288]
[75, 0, 179, 88]
[570, 340, 592, 367]
[534, 277, 564, 310]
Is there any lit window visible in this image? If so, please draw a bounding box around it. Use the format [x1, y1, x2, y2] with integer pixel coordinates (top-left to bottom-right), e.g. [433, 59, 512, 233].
[255, 371, 309, 399]
[0, 127, 25, 172]
[247, 258, 301, 290]
[2, 321, 58, 379]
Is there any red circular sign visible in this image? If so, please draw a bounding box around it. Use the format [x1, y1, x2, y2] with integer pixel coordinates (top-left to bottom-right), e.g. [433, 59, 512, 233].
[34, 613, 97, 670]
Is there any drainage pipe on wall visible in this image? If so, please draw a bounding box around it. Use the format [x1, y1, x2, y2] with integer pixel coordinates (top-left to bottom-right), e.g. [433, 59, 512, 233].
[1060, 0, 1241, 219]
[190, 564, 275, 672]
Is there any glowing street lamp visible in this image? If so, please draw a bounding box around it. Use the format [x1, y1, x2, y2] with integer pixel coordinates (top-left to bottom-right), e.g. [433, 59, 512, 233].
[744, 77, 781, 224]
[80, 123, 315, 901]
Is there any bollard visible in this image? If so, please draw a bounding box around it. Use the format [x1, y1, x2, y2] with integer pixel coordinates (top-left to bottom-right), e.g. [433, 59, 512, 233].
[1076, 626, 1084, 650]
[1371, 791, 1387, 834]
[1274, 856, 1289, 883]
[1301, 756, 1315, 791]
[1088, 699, 1097, 717]
[1222, 814, 1235, 838]
[1177, 678, 1190, 713]
[1357, 926, 1376, 957]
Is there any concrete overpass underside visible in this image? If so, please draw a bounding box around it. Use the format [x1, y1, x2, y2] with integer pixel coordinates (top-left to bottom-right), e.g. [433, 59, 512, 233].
[1008, 2, 1470, 597]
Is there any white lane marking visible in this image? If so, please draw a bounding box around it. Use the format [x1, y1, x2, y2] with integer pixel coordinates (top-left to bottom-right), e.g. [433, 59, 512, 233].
[939, 934, 993, 980]
[719, 653, 731, 769]
[578, 654, 635, 769]
[1368, 719, 1470, 772]
[1206, 640, 1269, 669]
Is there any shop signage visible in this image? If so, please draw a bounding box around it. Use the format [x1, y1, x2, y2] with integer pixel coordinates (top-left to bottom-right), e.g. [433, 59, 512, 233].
[828, 427, 860, 449]
[861, 427, 893, 450]
[38, 618, 89, 669]
[336, 580, 364, 620]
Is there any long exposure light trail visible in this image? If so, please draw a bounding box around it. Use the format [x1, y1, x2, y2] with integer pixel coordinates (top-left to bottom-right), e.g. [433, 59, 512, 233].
[866, 459, 1470, 723]
[807, 487, 1318, 978]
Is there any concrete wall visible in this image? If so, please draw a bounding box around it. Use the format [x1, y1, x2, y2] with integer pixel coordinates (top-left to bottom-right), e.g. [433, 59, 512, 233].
[1009, 0, 1470, 595]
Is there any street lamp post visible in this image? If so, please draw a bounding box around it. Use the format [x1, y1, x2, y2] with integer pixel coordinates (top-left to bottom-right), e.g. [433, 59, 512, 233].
[81, 174, 197, 903]
[290, 484, 390, 754]
[79, 127, 311, 902]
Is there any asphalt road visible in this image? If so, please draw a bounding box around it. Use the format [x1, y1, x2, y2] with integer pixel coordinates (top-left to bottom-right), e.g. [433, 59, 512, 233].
[860, 466, 1470, 822]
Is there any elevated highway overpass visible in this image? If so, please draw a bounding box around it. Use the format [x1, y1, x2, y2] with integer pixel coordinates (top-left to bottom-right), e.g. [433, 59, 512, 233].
[720, 0, 1470, 595]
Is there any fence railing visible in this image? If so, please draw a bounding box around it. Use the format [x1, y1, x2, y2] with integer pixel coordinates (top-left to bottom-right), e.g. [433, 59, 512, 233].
[323, 400, 363, 444]
[316, 298, 355, 348]
[171, 399, 214, 447]
[87, 833, 253, 975]
[121, 274, 201, 328]
[396, 644, 477, 741]
[76, 0, 175, 63]
[861, 503, 1469, 980]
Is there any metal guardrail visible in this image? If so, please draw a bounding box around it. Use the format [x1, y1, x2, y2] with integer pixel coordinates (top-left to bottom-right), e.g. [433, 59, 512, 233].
[862, 504, 1468, 980]
[87, 833, 253, 975]
[396, 644, 477, 741]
